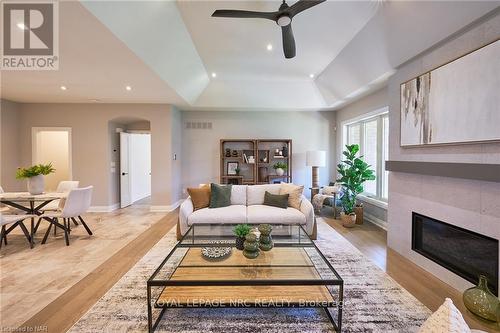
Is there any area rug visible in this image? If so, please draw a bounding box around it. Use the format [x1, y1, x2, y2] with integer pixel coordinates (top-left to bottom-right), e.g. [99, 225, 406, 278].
[69, 220, 431, 333]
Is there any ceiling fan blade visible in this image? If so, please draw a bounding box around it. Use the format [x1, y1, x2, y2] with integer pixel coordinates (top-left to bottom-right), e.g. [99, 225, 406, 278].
[212, 10, 278, 21]
[288, 0, 326, 18]
[281, 24, 296, 59]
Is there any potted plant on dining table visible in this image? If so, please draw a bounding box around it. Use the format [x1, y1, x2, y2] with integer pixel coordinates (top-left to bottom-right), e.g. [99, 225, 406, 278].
[16, 163, 55, 195]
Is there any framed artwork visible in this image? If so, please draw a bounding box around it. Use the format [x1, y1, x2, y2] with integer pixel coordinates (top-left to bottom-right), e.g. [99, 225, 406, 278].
[400, 39, 500, 147]
[227, 162, 239, 175]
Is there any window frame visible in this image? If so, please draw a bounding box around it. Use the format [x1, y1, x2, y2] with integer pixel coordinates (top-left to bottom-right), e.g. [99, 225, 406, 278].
[340, 107, 389, 203]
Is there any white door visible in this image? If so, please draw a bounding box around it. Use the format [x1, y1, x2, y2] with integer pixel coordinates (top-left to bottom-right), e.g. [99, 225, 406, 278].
[120, 132, 132, 208]
[129, 133, 151, 202]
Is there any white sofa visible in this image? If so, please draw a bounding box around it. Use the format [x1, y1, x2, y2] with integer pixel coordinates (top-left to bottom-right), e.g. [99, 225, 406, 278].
[178, 184, 316, 240]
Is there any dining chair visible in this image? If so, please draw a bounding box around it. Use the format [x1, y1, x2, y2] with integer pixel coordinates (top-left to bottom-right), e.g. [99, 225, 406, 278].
[42, 181, 80, 212]
[0, 214, 36, 249]
[40, 186, 93, 246]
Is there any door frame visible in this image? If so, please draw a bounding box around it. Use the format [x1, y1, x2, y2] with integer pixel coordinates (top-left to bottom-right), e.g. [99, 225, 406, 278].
[31, 127, 73, 180]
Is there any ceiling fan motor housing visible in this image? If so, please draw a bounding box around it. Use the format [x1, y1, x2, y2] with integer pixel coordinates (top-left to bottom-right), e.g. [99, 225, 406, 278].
[277, 15, 292, 27]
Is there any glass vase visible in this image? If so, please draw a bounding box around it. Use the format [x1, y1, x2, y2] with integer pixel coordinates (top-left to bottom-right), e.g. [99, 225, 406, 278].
[462, 275, 500, 322]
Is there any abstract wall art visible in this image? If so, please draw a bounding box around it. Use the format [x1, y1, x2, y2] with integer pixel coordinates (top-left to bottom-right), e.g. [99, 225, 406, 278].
[400, 39, 500, 147]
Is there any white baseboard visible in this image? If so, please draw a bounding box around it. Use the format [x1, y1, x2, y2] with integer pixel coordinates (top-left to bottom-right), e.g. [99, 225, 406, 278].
[88, 203, 120, 213]
[364, 212, 387, 231]
[150, 200, 183, 212]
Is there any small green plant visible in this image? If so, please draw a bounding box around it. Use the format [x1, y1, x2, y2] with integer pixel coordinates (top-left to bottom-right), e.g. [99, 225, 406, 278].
[233, 224, 251, 238]
[16, 163, 55, 179]
[273, 162, 288, 170]
[235, 167, 241, 175]
[336, 144, 375, 214]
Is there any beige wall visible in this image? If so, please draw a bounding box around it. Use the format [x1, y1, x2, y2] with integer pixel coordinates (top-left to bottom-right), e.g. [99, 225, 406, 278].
[181, 111, 336, 197]
[1, 101, 180, 208]
[0, 99, 22, 191]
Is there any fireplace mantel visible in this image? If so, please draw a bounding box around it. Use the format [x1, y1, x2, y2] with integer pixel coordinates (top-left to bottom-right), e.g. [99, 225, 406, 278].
[385, 161, 500, 182]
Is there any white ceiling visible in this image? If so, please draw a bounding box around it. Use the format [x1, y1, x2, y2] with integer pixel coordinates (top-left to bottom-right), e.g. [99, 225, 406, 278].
[0, 1, 186, 104]
[177, 0, 378, 81]
[1, 1, 498, 110]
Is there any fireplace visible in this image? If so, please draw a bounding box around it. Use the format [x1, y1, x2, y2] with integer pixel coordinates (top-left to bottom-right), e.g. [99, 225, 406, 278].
[412, 212, 499, 295]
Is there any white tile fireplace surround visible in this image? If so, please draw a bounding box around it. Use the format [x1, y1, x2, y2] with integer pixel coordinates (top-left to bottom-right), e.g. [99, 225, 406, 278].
[388, 172, 500, 293]
[386, 10, 500, 295]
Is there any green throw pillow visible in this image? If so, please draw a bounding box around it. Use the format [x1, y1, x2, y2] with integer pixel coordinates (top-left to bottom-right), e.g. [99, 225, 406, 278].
[263, 191, 289, 209]
[209, 183, 232, 208]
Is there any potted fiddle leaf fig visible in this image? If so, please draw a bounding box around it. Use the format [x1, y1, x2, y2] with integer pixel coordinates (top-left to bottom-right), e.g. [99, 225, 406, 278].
[233, 224, 251, 250]
[16, 163, 56, 195]
[336, 144, 375, 227]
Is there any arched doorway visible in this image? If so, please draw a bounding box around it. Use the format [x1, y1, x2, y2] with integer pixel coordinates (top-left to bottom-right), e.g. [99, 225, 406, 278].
[109, 117, 151, 208]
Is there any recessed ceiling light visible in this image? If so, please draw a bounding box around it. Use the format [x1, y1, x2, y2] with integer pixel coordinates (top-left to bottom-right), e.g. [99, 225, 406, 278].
[17, 23, 27, 30]
[90, 99, 100, 103]
[60, 85, 67, 91]
[266, 44, 273, 51]
[309, 74, 315, 79]
[125, 85, 132, 91]
[211, 72, 217, 78]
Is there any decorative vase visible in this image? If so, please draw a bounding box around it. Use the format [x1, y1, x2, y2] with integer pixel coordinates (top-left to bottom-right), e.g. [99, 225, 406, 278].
[259, 167, 268, 183]
[258, 224, 273, 251]
[225, 148, 231, 157]
[341, 212, 356, 228]
[276, 168, 285, 176]
[27, 175, 45, 195]
[282, 145, 288, 158]
[243, 233, 260, 259]
[463, 275, 500, 322]
[235, 236, 245, 250]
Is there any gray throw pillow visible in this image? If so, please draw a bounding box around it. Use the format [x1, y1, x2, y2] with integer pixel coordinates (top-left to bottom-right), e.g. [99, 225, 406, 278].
[263, 191, 289, 209]
[209, 183, 232, 208]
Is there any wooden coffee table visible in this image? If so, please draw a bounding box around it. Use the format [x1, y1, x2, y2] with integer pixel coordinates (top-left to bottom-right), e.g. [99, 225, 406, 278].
[147, 224, 343, 332]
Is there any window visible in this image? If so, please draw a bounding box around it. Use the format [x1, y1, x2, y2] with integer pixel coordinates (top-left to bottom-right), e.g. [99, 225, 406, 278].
[343, 109, 389, 201]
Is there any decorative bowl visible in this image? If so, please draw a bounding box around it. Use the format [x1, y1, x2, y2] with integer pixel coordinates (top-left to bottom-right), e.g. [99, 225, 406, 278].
[201, 241, 232, 261]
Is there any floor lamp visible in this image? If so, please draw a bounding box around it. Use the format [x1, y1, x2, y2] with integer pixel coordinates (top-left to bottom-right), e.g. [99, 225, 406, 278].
[306, 151, 326, 198]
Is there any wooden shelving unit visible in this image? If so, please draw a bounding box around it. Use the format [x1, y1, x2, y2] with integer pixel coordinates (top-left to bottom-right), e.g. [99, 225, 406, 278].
[220, 139, 292, 185]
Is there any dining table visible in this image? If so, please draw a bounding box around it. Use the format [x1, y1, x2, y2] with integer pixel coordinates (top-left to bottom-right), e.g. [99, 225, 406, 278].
[0, 192, 67, 248]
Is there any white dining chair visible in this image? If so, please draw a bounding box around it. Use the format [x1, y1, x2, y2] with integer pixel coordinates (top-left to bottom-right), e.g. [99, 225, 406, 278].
[40, 186, 93, 246]
[0, 214, 36, 249]
[42, 181, 80, 211]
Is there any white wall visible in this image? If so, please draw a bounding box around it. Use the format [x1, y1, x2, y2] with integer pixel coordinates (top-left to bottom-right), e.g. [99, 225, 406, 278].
[387, 12, 500, 293]
[181, 111, 336, 197]
[129, 133, 151, 202]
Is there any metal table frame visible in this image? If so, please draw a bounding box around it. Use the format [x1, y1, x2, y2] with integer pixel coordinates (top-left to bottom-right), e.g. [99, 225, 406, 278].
[1, 194, 61, 248]
[147, 224, 344, 332]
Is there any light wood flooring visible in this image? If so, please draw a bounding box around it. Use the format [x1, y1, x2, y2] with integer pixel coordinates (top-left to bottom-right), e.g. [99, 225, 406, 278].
[0, 206, 176, 331]
[1, 207, 499, 332]
[321, 214, 499, 332]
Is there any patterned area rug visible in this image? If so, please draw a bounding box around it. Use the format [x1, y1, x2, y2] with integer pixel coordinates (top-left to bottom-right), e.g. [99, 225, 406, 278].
[69, 220, 431, 333]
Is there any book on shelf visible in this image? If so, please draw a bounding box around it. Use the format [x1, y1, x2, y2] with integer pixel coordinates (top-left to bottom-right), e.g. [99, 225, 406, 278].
[243, 153, 248, 163]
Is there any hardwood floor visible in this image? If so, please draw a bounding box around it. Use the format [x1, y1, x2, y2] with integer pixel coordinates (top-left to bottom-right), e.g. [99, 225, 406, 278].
[2, 207, 498, 332]
[321, 214, 500, 332]
[0, 206, 176, 331]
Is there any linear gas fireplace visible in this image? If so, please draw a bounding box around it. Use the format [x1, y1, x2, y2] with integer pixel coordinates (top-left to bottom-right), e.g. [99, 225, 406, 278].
[412, 212, 499, 295]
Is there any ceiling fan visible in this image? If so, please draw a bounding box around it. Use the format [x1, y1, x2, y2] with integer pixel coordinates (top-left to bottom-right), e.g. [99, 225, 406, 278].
[212, 0, 326, 59]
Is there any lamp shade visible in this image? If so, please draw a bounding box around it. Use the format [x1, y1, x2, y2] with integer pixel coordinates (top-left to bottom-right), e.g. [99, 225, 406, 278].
[306, 151, 326, 167]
